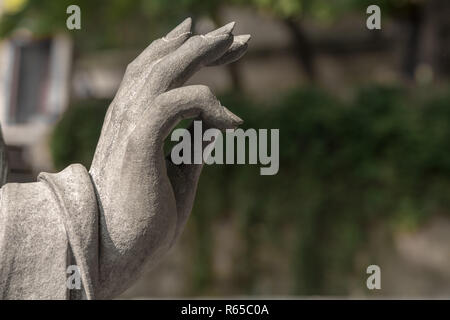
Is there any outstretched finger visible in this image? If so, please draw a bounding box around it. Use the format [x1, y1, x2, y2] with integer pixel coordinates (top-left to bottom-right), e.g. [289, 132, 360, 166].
[145, 22, 236, 97]
[127, 17, 192, 74]
[207, 34, 251, 66]
[111, 18, 193, 126]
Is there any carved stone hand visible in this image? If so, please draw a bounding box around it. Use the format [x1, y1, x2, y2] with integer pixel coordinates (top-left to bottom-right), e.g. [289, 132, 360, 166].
[88, 18, 249, 298]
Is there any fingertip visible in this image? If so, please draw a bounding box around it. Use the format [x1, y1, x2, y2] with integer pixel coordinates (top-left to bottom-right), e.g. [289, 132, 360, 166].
[199, 32, 234, 55]
[223, 106, 244, 127]
[235, 34, 251, 44]
[166, 17, 193, 40]
[206, 21, 236, 38]
[206, 34, 250, 67]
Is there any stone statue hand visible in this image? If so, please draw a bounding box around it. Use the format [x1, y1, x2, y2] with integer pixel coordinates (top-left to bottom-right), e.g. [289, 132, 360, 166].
[88, 18, 249, 297]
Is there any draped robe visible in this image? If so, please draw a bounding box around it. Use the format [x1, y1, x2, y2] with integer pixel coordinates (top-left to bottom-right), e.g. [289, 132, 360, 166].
[0, 164, 99, 299]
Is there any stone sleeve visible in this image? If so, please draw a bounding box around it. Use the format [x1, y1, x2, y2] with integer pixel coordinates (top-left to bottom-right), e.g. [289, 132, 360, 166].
[0, 164, 99, 299]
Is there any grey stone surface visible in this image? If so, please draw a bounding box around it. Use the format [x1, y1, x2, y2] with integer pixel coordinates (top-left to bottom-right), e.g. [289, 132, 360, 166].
[0, 18, 249, 300]
[0, 125, 7, 187]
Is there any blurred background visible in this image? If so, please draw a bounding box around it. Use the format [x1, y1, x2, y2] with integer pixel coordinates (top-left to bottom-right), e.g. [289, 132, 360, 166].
[0, 0, 450, 298]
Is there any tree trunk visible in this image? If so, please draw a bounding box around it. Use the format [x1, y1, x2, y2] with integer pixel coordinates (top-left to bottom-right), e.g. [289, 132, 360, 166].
[401, 4, 424, 79]
[284, 17, 316, 82]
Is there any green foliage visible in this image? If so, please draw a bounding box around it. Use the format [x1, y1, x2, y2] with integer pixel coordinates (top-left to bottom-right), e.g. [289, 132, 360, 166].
[50, 99, 108, 171]
[0, 0, 426, 50]
[0, 0, 197, 51]
[50, 85, 450, 295]
[234, 0, 351, 21]
[232, 0, 416, 22]
[193, 85, 450, 295]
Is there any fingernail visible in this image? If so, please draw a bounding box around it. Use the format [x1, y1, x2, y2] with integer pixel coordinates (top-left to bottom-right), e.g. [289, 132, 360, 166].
[234, 34, 251, 44]
[206, 21, 235, 37]
[223, 106, 244, 126]
[166, 17, 192, 40]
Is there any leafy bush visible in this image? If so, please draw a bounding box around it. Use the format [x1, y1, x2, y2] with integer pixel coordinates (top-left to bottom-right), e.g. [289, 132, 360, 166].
[51, 99, 109, 170]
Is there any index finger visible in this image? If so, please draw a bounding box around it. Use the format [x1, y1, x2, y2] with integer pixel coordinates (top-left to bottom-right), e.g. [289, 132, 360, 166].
[127, 17, 193, 73]
[145, 22, 236, 98]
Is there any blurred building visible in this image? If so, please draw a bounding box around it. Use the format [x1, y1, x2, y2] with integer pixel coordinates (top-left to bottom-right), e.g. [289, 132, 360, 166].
[0, 33, 72, 180]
